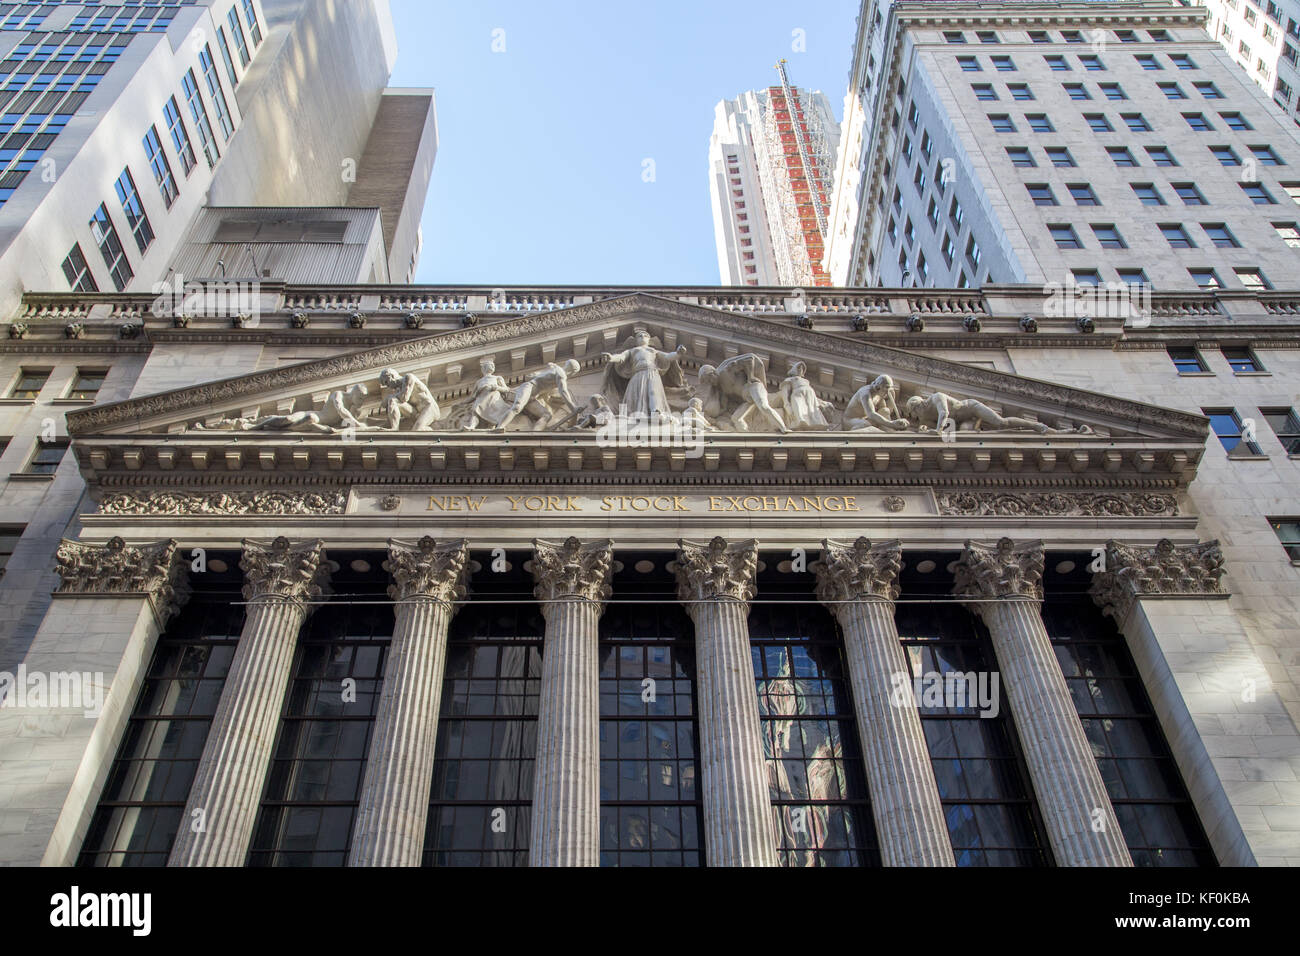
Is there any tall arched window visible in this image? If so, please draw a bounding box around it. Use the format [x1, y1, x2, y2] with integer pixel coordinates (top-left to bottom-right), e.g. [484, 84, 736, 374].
[79, 552, 242, 867]
[599, 553, 703, 866]
[751, 556, 879, 867]
[424, 551, 540, 866]
[896, 553, 1051, 866]
[247, 551, 392, 866]
[1043, 555, 1215, 866]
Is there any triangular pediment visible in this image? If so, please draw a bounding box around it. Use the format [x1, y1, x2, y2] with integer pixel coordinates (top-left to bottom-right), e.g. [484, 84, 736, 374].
[65, 293, 1209, 488]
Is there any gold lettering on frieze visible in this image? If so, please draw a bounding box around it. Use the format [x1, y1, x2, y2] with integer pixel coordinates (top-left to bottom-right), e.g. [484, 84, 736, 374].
[420, 492, 868, 514]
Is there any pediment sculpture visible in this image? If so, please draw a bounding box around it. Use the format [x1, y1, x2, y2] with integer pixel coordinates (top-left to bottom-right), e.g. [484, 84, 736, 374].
[187, 325, 1095, 437]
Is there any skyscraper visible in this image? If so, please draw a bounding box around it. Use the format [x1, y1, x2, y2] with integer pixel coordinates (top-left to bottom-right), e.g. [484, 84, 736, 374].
[708, 65, 839, 287]
[825, 0, 1300, 290]
[1200, 0, 1300, 122]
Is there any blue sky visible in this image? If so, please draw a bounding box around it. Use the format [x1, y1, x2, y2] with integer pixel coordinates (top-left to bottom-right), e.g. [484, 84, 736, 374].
[388, 0, 861, 286]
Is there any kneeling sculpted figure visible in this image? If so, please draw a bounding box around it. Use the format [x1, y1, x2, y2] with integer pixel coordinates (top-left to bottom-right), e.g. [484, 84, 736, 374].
[843, 375, 909, 431]
[379, 368, 440, 431]
[697, 353, 789, 433]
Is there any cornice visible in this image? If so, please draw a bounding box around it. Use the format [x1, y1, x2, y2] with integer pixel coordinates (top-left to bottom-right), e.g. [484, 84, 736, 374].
[63, 293, 1210, 440]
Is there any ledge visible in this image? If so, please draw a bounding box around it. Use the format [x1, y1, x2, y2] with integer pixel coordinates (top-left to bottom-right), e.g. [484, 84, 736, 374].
[1176, 371, 1215, 377]
[0, 398, 36, 405]
[49, 398, 94, 406]
[7, 472, 54, 481]
[1232, 371, 1272, 377]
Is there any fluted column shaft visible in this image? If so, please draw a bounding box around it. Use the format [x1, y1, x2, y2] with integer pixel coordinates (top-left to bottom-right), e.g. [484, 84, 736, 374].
[956, 538, 1131, 867]
[169, 538, 328, 867]
[815, 537, 954, 866]
[349, 538, 469, 867]
[673, 537, 775, 867]
[528, 537, 613, 867]
[836, 597, 956, 866]
[531, 597, 602, 866]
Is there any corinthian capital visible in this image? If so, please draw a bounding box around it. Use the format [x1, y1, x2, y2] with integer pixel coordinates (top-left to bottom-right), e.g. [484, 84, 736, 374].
[812, 537, 902, 604]
[953, 537, 1044, 603]
[54, 536, 191, 626]
[240, 537, 330, 605]
[1090, 538, 1226, 621]
[531, 537, 614, 605]
[385, 536, 470, 604]
[670, 537, 758, 604]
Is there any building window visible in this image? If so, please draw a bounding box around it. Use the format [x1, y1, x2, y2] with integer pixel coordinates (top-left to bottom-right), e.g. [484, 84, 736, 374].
[1006, 146, 1036, 167]
[1157, 82, 1187, 99]
[1044, 54, 1070, 71]
[1249, 145, 1283, 166]
[242, 0, 263, 45]
[751, 563, 879, 867]
[1131, 183, 1165, 205]
[896, 567, 1049, 866]
[1049, 224, 1083, 248]
[1146, 146, 1178, 166]
[9, 368, 49, 399]
[228, 6, 252, 66]
[958, 56, 981, 72]
[973, 83, 997, 101]
[991, 55, 1016, 72]
[1188, 268, 1223, 289]
[1234, 267, 1272, 290]
[1029, 31, 1052, 43]
[1169, 53, 1197, 69]
[199, 46, 235, 141]
[1273, 221, 1300, 247]
[163, 95, 197, 175]
[182, 69, 220, 169]
[0, 526, 20, 579]
[1122, 113, 1152, 132]
[1219, 111, 1252, 131]
[1068, 183, 1100, 205]
[60, 243, 98, 292]
[945, 31, 968, 44]
[1091, 224, 1127, 248]
[25, 439, 68, 475]
[143, 126, 178, 208]
[1072, 269, 1102, 285]
[1261, 408, 1300, 453]
[114, 167, 154, 254]
[988, 113, 1016, 132]
[1027, 183, 1058, 205]
[950, 197, 964, 228]
[1135, 54, 1162, 70]
[1182, 112, 1213, 131]
[78, 574, 242, 866]
[1046, 146, 1077, 167]
[1026, 113, 1053, 132]
[216, 28, 239, 88]
[1079, 54, 1105, 71]
[1118, 268, 1149, 286]
[1204, 407, 1261, 452]
[1193, 81, 1223, 100]
[68, 369, 106, 401]
[1107, 146, 1138, 167]
[1172, 183, 1207, 206]
[1283, 183, 1300, 205]
[1085, 113, 1113, 132]
[1115, 30, 1138, 42]
[90, 203, 132, 291]
[1042, 588, 1213, 866]
[1064, 82, 1090, 100]
[1008, 83, 1034, 101]
[966, 236, 981, 268]
[977, 30, 1000, 44]
[1222, 346, 1263, 373]
[1269, 519, 1300, 559]
[1168, 346, 1208, 373]
[1160, 223, 1195, 248]
[425, 556, 541, 866]
[1099, 82, 1127, 100]
[1201, 223, 1239, 247]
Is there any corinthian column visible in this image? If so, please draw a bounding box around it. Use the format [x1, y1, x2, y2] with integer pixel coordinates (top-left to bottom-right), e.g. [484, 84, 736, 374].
[670, 537, 775, 867]
[813, 538, 955, 867]
[528, 536, 614, 867]
[954, 538, 1131, 867]
[1091, 539, 1254, 867]
[349, 537, 470, 867]
[169, 537, 330, 867]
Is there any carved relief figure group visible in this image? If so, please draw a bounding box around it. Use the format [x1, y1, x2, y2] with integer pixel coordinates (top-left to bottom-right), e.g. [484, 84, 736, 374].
[193, 325, 1090, 437]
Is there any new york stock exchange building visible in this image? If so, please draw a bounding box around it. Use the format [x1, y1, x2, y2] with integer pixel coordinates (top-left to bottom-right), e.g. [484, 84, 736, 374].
[3, 283, 1299, 870]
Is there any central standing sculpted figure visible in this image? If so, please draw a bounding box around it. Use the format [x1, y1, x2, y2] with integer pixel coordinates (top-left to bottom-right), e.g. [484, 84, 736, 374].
[600, 328, 689, 421]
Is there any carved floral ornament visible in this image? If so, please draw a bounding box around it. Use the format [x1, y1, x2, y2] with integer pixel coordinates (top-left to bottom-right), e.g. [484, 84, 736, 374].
[240, 537, 331, 605]
[953, 537, 1045, 604]
[54, 536, 191, 624]
[669, 536, 759, 605]
[384, 536, 469, 604]
[1090, 538, 1227, 620]
[65, 296, 1207, 440]
[530, 536, 615, 605]
[812, 537, 903, 604]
